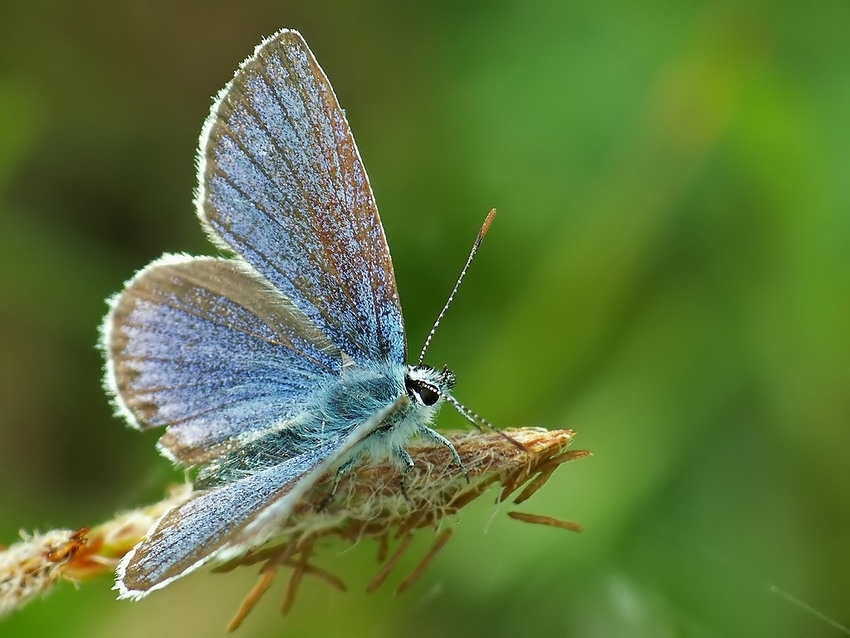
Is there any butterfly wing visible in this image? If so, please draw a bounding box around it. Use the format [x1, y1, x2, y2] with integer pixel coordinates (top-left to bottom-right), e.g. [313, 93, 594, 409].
[117, 397, 406, 598]
[197, 29, 406, 364]
[103, 255, 342, 464]
[117, 442, 334, 598]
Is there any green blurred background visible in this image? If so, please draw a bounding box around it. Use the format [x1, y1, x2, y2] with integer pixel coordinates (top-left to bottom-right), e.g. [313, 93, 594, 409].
[2, 1, 849, 636]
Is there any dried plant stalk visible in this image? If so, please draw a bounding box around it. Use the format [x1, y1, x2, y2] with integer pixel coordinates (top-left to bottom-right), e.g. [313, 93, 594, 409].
[0, 485, 190, 618]
[0, 428, 586, 628]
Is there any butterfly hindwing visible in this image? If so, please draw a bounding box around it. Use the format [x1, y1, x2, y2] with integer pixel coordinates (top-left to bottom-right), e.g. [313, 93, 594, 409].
[117, 398, 406, 597]
[117, 440, 336, 598]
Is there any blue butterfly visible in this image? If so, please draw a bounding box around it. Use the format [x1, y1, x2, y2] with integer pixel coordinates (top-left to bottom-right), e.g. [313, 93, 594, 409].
[102, 28, 499, 599]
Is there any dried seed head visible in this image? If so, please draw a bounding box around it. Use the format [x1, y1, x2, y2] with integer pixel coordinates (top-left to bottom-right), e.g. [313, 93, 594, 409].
[0, 428, 587, 630]
[0, 528, 87, 617]
[221, 427, 587, 629]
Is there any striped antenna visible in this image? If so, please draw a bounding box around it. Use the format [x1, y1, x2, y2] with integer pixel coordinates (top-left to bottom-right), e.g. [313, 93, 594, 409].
[417, 209, 496, 366]
[441, 392, 526, 452]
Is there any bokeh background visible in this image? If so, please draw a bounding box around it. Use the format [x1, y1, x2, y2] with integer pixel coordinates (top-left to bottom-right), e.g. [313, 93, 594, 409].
[2, 1, 849, 636]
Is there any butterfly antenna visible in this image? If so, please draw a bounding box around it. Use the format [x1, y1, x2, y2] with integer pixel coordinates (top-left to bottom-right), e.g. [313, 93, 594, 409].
[441, 392, 526, 452]
[418, 209, 497, 366]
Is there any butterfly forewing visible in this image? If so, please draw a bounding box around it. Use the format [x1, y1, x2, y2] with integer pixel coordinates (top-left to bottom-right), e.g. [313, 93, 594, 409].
[105, 255, 342, 464]
[197, 29, 406, 364]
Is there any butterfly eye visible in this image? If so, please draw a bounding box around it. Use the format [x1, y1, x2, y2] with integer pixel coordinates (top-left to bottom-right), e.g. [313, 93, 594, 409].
[417, 383, 440, 406]
[405, 376, 441, 406]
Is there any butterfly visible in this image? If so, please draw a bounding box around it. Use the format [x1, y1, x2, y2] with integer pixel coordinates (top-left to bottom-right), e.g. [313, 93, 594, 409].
[102, 28, 502, 599]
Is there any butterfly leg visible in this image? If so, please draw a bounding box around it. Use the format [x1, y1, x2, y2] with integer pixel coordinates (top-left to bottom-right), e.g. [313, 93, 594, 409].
[319, 450, 363, 510]
[417, 425, 469, 483]
[391, 444, 415, 502]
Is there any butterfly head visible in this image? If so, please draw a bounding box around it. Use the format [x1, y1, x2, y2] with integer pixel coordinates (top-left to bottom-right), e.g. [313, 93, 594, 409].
[404, 365, 456, 407]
